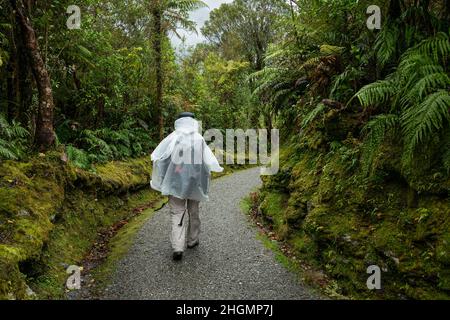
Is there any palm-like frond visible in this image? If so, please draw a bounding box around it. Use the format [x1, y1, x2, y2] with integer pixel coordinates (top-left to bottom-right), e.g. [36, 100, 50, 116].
[166, 0, 207, 12]
[402, 90, 450, 157]
[164, 0, 208, 36]
[357, 32, 450, 175]
[374, 23, 400, 67]
[415, 32, 450, 63]
[355, 79, 396, 108]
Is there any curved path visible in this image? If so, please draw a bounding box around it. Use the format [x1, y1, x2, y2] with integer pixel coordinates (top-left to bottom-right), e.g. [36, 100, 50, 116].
[103, 167, 320, 300]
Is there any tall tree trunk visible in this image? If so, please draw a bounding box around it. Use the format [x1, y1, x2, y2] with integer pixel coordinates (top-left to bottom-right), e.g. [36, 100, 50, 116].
[11, 0, 55, 150]
[289, 0, 301, 47]
[152, 2, 165, 140]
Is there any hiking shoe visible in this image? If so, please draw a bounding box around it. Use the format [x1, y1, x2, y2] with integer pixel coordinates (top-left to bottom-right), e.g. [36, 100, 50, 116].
[187, 241, 199, 249]
[173, 251, 183, 261]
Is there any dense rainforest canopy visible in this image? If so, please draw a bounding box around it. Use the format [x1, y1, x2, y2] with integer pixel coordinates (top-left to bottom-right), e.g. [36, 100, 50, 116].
[0, 0, 449, 299]
[0, 0, 449, 174]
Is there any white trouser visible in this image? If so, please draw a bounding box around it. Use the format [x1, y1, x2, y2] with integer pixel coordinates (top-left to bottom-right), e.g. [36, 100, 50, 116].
[168, 196, 201, 252]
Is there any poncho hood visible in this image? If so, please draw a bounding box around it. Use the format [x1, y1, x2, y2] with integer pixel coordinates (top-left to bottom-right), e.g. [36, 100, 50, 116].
[174, 117, 199, 134]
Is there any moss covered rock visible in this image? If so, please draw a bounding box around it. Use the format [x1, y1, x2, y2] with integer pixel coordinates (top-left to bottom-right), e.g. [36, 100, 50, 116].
[257, 141, 450, 299]
[0, 153, 154, 299]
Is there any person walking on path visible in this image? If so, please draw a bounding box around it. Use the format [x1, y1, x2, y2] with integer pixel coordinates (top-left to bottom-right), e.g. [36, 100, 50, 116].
[150, 112, 223, 261]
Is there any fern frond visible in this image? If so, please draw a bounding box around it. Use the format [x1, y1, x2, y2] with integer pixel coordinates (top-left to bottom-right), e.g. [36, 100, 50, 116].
[397, 52, 434, 76]
[330, 66, 364, 100]
[415, 32, 450, 63]
[0, 140, 18, 160]
[402, 90, 450, 156]
[66, 145, 91, 169]
[361, 114, 399, 176]
[299, 56, 321, 71]
[0, 114, 29, 160]
[302, 103, 326, 129]
[354, 79, 395, 108]
[374, 24, 400, 67]
[403, 72, 450, 103]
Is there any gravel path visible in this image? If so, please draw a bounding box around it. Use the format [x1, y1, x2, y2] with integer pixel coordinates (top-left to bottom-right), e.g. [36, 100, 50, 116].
[102, 167, 320, 300]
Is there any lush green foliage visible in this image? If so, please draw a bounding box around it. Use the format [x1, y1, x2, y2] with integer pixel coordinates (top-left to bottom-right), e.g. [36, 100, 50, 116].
[0, 114, 29, 160]
[244, 0, 450, 299]
[247, 0, 449, 180]
[63, 125, 156, 169]
[0, 0, 449, 300]
[356, 32, 450, 174]
[0, 0, 263, 165]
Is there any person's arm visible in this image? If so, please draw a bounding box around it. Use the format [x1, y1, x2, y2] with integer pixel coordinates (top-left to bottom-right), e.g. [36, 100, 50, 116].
[203, 141, 224, 173]
[151, 132, 177, 161]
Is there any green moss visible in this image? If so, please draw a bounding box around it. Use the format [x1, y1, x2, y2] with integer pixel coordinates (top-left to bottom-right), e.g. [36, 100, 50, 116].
[0, 153, 156, 299]
[260, 191, 289, 238]
[436, 233, 450, 266]
[290, 233, 317, 259]
[255, 142, 450, 300]
[31, 189, 166, 299]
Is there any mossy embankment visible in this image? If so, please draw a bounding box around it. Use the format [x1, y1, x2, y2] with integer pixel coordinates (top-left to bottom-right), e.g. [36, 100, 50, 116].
[252, 111, 450, 299]
[0, 152, 163, 299]
[0, 149, 254, 299]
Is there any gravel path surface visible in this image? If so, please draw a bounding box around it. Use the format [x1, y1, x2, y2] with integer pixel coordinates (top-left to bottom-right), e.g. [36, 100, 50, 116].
[102, 167, 320, 300]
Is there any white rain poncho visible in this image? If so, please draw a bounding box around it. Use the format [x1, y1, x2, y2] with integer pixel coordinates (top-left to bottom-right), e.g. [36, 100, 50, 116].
[150, 117, 223, 202]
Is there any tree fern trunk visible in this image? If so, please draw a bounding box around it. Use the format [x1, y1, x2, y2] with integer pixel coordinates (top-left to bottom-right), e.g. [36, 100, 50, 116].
[152, 2, 164, 140]
[289, 0, 301, 47]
